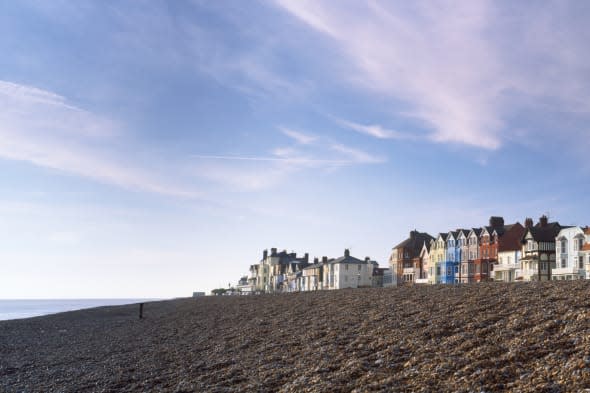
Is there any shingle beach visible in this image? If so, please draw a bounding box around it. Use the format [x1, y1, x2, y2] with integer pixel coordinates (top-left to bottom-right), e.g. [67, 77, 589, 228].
[2, 281, 590, 392]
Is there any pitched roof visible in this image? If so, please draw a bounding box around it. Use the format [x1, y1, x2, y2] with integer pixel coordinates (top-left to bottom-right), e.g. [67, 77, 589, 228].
[469, 228, 483, 236]
[392, 230, 435, 257]
[497, 222, 526, 252]
[522, 222, 563, 243]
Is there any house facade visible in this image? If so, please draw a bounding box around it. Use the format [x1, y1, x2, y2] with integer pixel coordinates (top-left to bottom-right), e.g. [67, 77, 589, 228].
[300, 257, 326, 291]
[324, 249, 374, 289]
[429, 234, 447, 284]
[251, 248, 309, 293]
[494, 222, 526, 282]
[553, 226, 586, 280]
[520, 216, 562, 281]
[417, 241, 431, 283]
[389, 230, 435, 285]
[458, 229, 472, 283]
[441, 231, 461, 284]
[581, 228, 590, 279]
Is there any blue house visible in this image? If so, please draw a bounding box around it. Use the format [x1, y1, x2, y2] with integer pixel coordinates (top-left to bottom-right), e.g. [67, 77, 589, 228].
[440, 230, 463, 283]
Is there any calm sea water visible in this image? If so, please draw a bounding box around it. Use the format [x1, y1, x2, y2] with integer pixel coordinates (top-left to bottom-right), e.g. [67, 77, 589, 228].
[0, 299, 151, 321]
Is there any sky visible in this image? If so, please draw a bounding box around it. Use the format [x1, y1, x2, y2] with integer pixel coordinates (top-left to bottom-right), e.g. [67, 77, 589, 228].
[1, 1, 590, 298]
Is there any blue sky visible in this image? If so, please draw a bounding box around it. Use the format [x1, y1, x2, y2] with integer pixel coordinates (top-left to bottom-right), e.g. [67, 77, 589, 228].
[1, 1, 589, 298]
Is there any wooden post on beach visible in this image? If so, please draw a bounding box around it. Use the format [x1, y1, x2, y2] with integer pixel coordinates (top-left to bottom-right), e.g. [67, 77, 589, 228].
[139, 303, 144, 319]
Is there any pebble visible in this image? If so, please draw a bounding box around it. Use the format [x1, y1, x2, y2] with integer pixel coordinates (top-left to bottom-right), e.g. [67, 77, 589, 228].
[2, 281, 590, 392]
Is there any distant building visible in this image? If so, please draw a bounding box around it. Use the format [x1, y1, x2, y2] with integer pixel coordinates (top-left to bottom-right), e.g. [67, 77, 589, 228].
[580, 227, 590, 279]
[520, 216, 563, 281]
[323, 249, 375, 289]
[192, 292, 205, 297]
[429, 234, 448, 284]
[494, 221, 526, 282]
[390, 230, 435, 285]
[250, 248, 309, 293]
[554, 226, 586, 280]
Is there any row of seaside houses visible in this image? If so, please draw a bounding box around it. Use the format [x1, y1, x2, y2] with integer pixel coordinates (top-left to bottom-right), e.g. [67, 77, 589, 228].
[239, 248, 390, 294]
[391, 215, 590, 285]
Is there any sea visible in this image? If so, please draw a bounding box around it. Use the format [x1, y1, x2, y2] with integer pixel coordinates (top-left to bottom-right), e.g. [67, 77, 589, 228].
[0, 299, 153, 321]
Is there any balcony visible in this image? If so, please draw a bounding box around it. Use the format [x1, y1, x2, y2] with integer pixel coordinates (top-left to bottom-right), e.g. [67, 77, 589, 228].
[494, 263, 520, 272]
[552, 267, 584, 276]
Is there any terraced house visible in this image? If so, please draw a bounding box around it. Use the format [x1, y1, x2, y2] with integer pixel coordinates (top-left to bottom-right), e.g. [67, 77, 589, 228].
[323, 249, 375, 289]
[389, 230, 435, 285]
[429, 234, 447, 284]
[441, 231, 462, 284]
[473, 217, 505, 282]
[457, 229, 472, 283]
[554, 226, 586, 280]
[493, 221, 526, 282]
[520, 216, 563, 281]
[252, 248, 309, 293]
[581, 227, 590, 279]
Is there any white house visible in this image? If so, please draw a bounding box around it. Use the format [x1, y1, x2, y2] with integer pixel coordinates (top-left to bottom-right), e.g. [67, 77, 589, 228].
[323, 249, 374, 289]
[554, 226, 586, 280]
[581, 227, 590, 279]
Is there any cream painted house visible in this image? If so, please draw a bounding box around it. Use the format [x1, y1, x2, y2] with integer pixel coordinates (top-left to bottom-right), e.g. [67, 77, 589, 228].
[323, 249, 374, 289]
[429, 234, 447, 284]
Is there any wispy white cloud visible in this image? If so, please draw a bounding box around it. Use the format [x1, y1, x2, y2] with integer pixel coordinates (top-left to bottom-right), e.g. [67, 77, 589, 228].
[191, 126, 384, 191]
[330, 144, 385, 164]
[0, 81, 200, 198]
[336, 118, 416, 140]
[275, 1, 590, 151]
[279, 127, 317, 144]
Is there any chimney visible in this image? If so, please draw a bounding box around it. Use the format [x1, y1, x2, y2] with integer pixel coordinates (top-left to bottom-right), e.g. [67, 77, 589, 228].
[540, 215, 548, 227]
[489, 216, 504, 228]
[365, 257, 370, 262]
[322, 256, 328, 263]
[344, 249, 350, 257]
[525, 218, 533, 228]
[304, 253, 309, 263]
[271, 248, 277, 256]
[263, 249, 268, 260]
[313, 257, 319, 264]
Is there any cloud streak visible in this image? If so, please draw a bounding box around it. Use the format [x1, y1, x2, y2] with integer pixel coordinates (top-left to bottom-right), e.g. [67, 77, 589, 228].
[275, 1, 590, 151]
[0, 81, 200, 198]
[280, 127, 317, 144]
[336, 118, 417, 140]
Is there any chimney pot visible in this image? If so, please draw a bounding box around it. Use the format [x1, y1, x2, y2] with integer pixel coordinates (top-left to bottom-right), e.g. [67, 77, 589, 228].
[525, 218, 533, 228]
[540, 215, 548, 227]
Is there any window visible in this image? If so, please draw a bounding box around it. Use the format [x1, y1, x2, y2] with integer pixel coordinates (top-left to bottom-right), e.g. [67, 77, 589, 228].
[579, 256, 584, 270]
[345, 264, 349, 271]
[358, 264, 361, 271]
[561, 258, 566, 268]
[561, 239, 567, 254]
